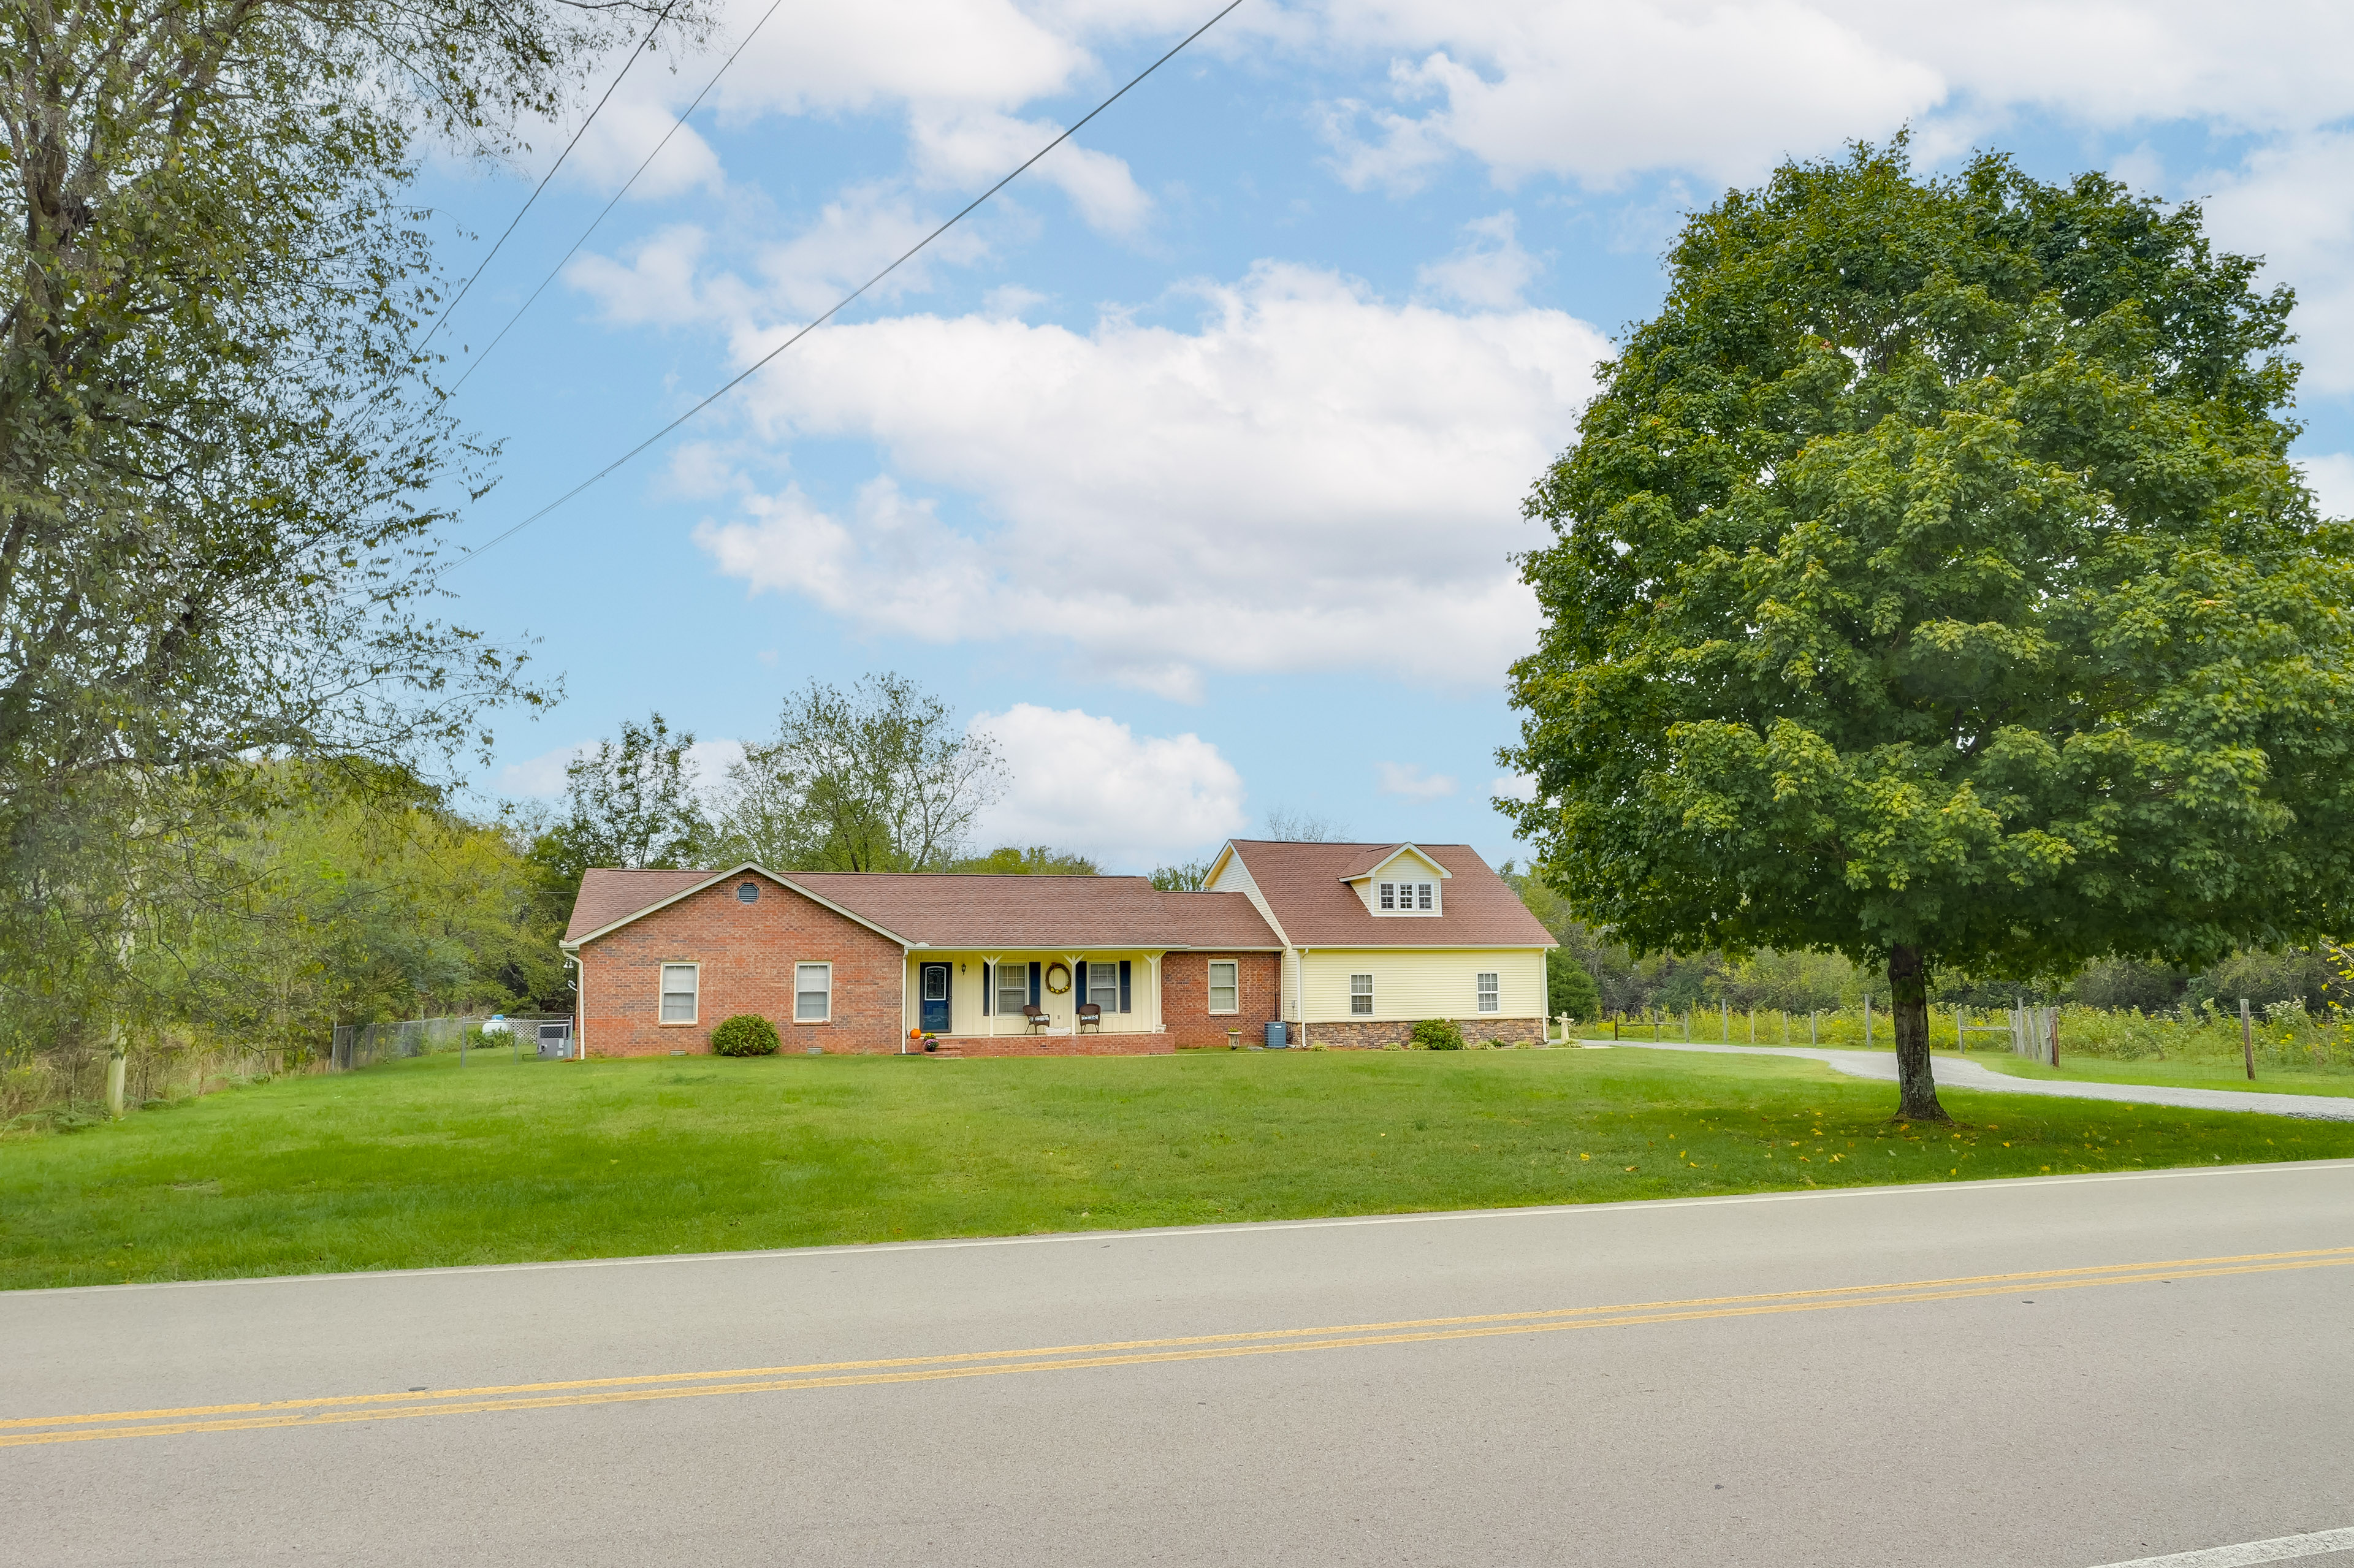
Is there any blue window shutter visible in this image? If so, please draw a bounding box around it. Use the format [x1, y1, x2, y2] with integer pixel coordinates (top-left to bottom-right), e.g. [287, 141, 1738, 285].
[1029, 961, 1041, 1007]
[1076, 956, 1087, 1004]
[1119, 961, 1131, 1012]
[981, 962, 992, 1016]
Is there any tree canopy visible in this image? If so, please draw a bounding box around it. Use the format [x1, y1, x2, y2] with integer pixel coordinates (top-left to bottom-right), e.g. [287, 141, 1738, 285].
[0, 0, 695, 1065]
[1501, 141, 2354, 1116]
[712, 674, 1004, 872]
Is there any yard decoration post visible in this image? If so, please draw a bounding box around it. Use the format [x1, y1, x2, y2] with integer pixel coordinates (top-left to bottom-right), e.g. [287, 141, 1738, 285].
[2242, 999, 2256, 1081]
[1498, 139, 2354, 1123]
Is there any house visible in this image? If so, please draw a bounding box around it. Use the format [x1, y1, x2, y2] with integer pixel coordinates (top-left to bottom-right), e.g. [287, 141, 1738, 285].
[1202, 840, 1558, 1048]
[558, 840, 1555, 1056]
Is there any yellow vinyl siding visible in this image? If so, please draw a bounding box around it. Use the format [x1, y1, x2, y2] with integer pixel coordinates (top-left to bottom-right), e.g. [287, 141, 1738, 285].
[1301, 949, 1547, 1023]
[903, 951, 1164, 1036]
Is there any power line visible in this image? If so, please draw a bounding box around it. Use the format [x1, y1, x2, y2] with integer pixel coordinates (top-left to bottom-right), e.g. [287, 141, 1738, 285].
[419, 0, 681, 356]
[438, 0, 1247, 576]
[450, 0, 794, 394]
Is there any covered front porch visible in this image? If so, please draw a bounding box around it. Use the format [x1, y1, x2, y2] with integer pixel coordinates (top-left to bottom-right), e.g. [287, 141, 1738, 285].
[901, 949, 1169, 1045]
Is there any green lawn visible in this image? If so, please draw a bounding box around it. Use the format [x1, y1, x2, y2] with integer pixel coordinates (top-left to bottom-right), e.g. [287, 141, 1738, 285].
[5, 1046, 2350, 1292]
[1964, 1053, 2354, 1097]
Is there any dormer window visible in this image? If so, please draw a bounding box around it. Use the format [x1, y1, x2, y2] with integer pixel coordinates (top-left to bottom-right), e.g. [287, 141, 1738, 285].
[1376, 880, 1439, 915]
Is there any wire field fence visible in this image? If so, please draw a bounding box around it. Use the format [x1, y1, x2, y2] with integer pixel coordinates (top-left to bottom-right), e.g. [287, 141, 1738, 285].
[1596, 1000, 2354, 1073]
[328, 1017, 575, 1071]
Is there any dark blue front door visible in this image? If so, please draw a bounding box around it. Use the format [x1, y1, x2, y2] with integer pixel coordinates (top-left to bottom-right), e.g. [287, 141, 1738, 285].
[920, 963, 951, 1032]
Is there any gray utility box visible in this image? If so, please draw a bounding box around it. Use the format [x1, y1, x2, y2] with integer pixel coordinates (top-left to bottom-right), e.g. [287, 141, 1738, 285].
[1265, 1021, 1288, 1049]
[536, 1022, 574, 1060]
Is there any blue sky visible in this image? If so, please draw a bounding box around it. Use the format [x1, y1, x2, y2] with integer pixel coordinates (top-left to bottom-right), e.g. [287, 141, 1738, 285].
[420, 1, 2354, 872]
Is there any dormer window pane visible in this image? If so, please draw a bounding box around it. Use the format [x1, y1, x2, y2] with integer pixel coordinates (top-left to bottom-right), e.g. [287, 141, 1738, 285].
[1417, 883, 1433, 911]
[1379, 882, 1395, 910]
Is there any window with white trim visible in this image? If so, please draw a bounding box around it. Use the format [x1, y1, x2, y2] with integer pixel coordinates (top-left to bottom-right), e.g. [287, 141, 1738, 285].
[794, 963, 832, 1022]
[996, 962, 1029, 1015]
[659, 964, 698, 1024]
[1376, 880, 1439, 915]
[1477, 972, 1499, 1013]
[1087, 961, 1119, 1011]
[1207, 959, 1239, 1014]
[1350, 973, 1374, 1015]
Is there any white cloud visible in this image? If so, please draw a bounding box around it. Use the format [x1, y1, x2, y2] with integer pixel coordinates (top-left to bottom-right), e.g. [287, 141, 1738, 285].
[750, 185, 995, 319]
[1316, 2, 1945, 192]
[705, 0, 1089, 120]
[566, 225, 741, 328]
[1490, 772, 1537, 803]
[909, 110, 1153, 237]
[1375, 761, 1456, 800]
[563, 97, 723, 200]
[696, 262, 1603, 691]
[1308, 2, 2354, 193]
[969, 703, 1248, 869]
[497, 743, 589, 798]
[686, 738, 746, 790]
[2199, 128, 2354, 395]
[2301, 453, 2354, 521]
[1417, 211, 1541, 308]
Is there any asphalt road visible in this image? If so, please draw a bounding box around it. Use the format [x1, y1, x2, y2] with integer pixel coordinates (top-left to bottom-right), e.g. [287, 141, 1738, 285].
[7, 1163, 2354, 1568]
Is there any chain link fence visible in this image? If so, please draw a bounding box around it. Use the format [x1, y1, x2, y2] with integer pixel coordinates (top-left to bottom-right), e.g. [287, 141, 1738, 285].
[327, 1016, 576, 1071]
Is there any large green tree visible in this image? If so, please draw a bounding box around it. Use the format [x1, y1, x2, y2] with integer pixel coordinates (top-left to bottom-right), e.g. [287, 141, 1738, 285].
[1501, 142, 2354, 1119]
[0, 0, 693, 1070]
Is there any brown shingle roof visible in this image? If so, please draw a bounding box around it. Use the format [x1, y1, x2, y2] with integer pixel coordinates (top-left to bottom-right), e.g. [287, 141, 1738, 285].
[1225, 841, 1555, 948]
[791, 873, 1281, 950]
[563, 868, 715, 942]
[562, 865, 1281, 951]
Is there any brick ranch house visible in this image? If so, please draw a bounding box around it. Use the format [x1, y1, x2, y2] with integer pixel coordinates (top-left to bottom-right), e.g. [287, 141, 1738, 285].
[560, 840, 1555, 1057]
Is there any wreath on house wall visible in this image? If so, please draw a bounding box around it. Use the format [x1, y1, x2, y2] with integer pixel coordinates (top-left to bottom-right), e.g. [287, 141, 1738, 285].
[1043, 961, 1072, 995]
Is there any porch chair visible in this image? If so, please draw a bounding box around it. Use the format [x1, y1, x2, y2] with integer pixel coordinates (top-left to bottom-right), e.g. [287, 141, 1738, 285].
[1076, 1002, 1102, 1033]
[1021, 1003, 1052, 1034]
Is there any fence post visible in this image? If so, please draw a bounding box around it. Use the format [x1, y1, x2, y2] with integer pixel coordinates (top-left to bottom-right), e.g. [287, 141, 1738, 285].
[1748, 1008, 1755, 1043]
[1864, 995, 1872, 1048]
[1809, 1010, 1817, 1046]
[2242, 998, 2255, 1081]
[2049, 1008, 2060, 1069]
[1722, 1001, 1729, 1042]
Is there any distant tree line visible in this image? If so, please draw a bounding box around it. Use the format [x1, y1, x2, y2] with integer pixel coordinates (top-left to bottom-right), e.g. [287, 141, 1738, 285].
[1504, 866, 2341, 1021]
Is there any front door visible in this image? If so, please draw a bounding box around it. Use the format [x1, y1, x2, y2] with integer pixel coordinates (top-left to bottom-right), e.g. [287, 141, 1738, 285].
[920, 962, 951, 1033]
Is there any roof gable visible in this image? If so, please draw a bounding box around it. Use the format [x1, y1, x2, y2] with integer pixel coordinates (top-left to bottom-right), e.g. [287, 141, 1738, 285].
[562, 864, 912, 948]
[1341, 844, 1451, 883]
[1222, 840, 1555, 949]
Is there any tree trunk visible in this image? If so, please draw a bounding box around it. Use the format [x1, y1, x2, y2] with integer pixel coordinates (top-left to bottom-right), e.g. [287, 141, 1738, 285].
[1887, 945, 1949, 1122]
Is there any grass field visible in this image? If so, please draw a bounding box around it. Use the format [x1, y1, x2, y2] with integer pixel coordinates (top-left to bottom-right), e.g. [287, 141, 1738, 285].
[5, 1046, 2351, 1292]
[1967, 1054, 2354, 1097]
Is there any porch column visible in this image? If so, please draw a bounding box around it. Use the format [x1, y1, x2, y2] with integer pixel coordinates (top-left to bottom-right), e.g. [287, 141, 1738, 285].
[1148, 954, 1162, 1032]
[986, 956, 1003, 1037]
[1067, 954, 1085, 1033]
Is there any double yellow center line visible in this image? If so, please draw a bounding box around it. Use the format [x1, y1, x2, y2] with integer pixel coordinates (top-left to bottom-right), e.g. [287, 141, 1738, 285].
[9, 1245, 2350, 1449]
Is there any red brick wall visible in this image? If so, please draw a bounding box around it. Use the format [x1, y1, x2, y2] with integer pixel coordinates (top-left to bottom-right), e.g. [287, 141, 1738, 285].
[1159, 952, 1281, 1048]
[576, 873, 905, 1056]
